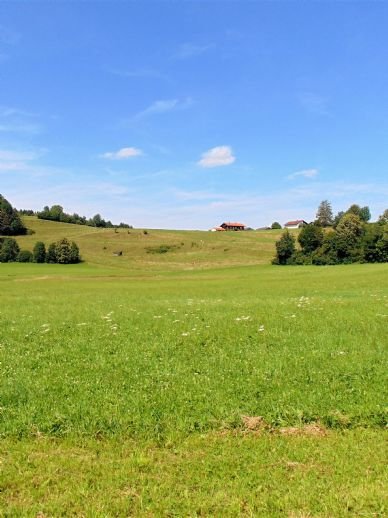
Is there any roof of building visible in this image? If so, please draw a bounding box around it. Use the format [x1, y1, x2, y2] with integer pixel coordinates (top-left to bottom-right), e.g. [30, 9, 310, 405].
[284, 219, 307, 226]
[221, 222, 246, 227]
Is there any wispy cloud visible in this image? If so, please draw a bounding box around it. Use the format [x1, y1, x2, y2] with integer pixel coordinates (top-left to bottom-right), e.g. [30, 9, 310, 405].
[134, 97, 193, 119]
[100, 147, 143, 160]
[287, 168, 319, 180]
[0, 122, 41, 134]
[198, 146, 236, 168]
[0, 105, 42, 134]
[109, 68, 170, 82]
[174, 42, 213, 59]
[0, 149, 43, 161]
[0, 147, 53, 177]
[172, 189, 230, 202]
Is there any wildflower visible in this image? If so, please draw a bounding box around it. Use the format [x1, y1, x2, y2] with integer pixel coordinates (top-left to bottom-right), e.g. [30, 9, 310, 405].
[258, 325, 265, 332]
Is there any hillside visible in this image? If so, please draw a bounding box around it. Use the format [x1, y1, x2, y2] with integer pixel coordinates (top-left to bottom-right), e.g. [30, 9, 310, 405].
[13, 216, 284, 270]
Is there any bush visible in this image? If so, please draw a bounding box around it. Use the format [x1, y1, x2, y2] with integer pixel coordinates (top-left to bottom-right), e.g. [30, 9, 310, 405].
[33, 241, 46, 263]
[46, 243, 57, 263]
[271, 222, 282, 229]
[17, 250, 33, 262]
[53, 238, 80, 264]
[146, 244, 179, 254]
[273, 231, 295, 265]
[298, 224, 324, 254]
[0, 237, 20, 262]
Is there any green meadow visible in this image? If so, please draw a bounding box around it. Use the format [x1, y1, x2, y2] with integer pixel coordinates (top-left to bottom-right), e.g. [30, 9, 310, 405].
[0, 218, 387, 515]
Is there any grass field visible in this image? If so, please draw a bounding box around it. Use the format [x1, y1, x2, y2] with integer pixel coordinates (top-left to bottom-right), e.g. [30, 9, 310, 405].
[0, 218, 387, 515]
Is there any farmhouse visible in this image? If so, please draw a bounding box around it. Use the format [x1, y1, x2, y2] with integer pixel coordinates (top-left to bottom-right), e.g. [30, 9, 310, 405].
[210, 226, 226, 232]
[284, 220, 308, 229]
[220, 222, 246, 231]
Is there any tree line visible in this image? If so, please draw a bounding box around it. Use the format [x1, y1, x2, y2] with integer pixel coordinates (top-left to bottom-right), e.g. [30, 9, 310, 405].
[0, 237, 80, 264]
[20, 204, 132, 229]
[273, 201, 388, 265]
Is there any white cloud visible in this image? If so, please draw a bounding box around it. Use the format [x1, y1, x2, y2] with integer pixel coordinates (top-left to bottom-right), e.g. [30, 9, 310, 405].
[0, 105, 41, 134]
[198, 146, 236, 168]
[101, 147, 143, 160]
[0, 149, 41, 161]
[175, 43, 213, 59]
[134, 97, 193, 119]
[287, 168, 319, 180]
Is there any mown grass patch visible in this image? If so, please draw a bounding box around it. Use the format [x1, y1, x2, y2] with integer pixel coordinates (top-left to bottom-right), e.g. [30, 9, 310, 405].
[1, 430, 386, 516]
[1, 263, 386, 440]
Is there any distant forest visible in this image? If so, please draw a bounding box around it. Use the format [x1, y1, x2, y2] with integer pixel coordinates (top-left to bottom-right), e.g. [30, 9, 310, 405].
[19, 205, 132, 229]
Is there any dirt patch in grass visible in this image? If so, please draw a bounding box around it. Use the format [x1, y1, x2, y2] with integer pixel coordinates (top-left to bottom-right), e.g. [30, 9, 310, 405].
[231, 418, 329, 437]
[241, 415, 268, 432]
[279, 423, 328, 437]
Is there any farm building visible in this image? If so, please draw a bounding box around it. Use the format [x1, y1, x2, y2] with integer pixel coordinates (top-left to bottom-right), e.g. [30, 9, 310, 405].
[284, 220, 308, 229]
[220, 222, 246, 231]
[210, 226, 226, 232]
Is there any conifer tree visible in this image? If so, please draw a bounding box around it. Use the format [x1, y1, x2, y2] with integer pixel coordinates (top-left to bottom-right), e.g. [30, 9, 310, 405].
[316, 200, 333, 227]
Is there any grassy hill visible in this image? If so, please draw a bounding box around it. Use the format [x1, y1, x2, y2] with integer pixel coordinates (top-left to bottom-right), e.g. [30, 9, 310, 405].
[14, 216, 284, 270]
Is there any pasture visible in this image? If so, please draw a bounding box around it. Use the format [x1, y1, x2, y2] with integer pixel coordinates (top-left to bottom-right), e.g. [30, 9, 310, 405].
[0, 220, 387, 515]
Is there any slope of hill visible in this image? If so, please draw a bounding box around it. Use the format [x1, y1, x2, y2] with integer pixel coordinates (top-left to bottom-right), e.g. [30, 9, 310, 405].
[12, 216, 284, 270]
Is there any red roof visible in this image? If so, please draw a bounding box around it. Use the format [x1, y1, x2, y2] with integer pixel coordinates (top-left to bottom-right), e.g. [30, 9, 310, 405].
[285, 220, 306, 226]
[221, 222, 245, 227]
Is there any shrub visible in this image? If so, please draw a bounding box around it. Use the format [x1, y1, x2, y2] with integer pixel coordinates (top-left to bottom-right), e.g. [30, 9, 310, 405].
[146, 244, 179, 254]
[273, 231, 295, 265]
[335, 213, 364, 261]
[271, 222, 282, 229]
[17, 250, 33, 262]
[53, 238, 80, 264]
[33, 241, 46, 263]
[0, 237, 20, 262]
[46, 243, 57, 263]
[298, 224, 324, 254]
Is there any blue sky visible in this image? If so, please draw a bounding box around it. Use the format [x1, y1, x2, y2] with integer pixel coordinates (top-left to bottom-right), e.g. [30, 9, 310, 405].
[1, 1, 387, 229]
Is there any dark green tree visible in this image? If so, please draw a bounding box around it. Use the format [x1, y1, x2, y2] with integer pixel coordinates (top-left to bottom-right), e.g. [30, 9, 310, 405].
[298, 224, 324, 254]
[271, 222, 282, 229]
[53, 238, 80, 264]
[273, 230, 296, 265]
[55, 238, 72, 264]
[91, 214, 103, 227]
[316, 200, 333, 227]
[346, 204, 371, 223]
[17, 250, 33, 262]
[0, 237, 20, 262]
[46, 242, 57, 263]
[33, 241, 46, 263]
[0, 194, 27, 236]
